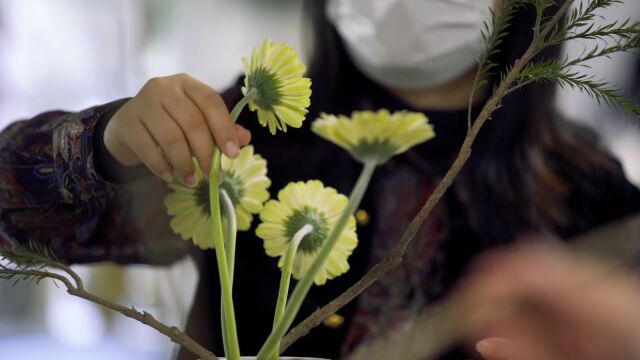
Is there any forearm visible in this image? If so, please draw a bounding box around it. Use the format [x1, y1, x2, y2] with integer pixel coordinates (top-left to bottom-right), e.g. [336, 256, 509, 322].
[0, 100, 142, 263]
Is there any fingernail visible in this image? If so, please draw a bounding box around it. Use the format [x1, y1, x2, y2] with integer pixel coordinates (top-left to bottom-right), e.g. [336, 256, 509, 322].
[241, 128, 252, 143]
[186, 173, 197, 187]
[161, 172, 173, 183]
[476, 339, 497, 353]
[225, 141, 239, 158]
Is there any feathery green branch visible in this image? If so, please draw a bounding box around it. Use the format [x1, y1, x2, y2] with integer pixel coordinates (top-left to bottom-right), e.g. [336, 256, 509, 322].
[467, 0, 526, 127]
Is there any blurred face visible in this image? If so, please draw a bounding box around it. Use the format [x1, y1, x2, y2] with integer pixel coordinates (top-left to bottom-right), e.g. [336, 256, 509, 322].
[327, 0, 495, 90]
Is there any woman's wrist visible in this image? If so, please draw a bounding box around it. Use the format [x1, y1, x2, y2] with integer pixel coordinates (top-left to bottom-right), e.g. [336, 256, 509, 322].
[93, 98, 148, 183]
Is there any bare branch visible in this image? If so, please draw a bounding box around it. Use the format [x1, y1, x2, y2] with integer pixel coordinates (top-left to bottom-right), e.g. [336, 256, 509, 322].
[0, 268, 75, 290]
[67, 287, 217, 360]
[0, 244, 218, 360]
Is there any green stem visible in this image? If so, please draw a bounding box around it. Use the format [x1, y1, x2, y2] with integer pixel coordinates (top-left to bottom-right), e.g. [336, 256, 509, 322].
[230, 92, 254, 123]
[221, 189, 238, 281]
[271, 224, 314, 360]
[209, 90, 255, 360]
[257, 161, 378, 360]
[209, 151, 239, 359]
[220, 189, 238, 357]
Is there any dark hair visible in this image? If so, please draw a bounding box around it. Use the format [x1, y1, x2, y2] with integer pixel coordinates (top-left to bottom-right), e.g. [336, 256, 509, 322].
[302, 0, 621, 244]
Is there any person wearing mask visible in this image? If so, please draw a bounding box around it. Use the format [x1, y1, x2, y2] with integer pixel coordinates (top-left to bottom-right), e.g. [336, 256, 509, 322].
[1, 1, 639, 359]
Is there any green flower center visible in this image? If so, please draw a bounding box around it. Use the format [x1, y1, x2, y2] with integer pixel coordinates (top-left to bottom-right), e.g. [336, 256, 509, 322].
[351, 140, 397, 164]
[220, 171, 244, 206]
[195, 172, 244, 216]
[247, 66, 281, 110]
[284, 206, 329, 254]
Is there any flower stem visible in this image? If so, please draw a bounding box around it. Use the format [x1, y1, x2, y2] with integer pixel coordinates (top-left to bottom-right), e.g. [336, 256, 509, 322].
[220, 189, 238, 357]
[209, 152, 240, 360]
[257, 161, 377, 360]
[230, 92, 254, 123]
[209, 90, 255, 360]
[271, 224, 313, 360]
[221, 189, 238, 281]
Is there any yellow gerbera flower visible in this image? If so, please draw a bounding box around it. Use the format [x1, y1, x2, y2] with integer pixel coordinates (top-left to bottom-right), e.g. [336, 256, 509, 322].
[165, 146, 271, 249]
[256, 180, 358, 286]
[220, 145, 271, 231]
[242, 38, 312, 135]
[312, 109, 436, 164]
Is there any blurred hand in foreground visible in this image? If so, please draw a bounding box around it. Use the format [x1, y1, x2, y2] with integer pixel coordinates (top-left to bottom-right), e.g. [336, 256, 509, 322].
[456, 243, 640, 360]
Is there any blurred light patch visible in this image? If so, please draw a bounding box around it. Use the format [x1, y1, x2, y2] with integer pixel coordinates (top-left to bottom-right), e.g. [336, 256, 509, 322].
[45, 295, 107, 347]
[0, 334, 161, 360]
[0, 257, 17, 270]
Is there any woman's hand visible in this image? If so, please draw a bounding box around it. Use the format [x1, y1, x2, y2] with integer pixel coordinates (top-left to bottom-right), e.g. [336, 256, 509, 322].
[457, 244, 640, 360]
[103, 73, 251, 186]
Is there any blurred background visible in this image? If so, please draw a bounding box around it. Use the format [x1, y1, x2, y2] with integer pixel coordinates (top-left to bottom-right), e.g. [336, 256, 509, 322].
[0, 0, 638, 359]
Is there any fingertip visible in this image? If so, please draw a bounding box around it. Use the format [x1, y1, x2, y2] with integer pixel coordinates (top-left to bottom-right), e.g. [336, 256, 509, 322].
[476, 338, 503, 359]
[193, 156, 209, 181]
[200, 160, 211, 179]
[476, 339, 495, 354]
[184, 173, 197, 187]
[476, 337, 519, 360]
[181, 163, 197, 187]
[224, 140, 240, 158]
[235, 125, 251, 146]
[160, 172, 174, 183]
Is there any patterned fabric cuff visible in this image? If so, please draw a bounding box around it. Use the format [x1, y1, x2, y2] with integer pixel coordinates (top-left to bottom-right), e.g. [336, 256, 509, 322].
[52, 100, 127, 203]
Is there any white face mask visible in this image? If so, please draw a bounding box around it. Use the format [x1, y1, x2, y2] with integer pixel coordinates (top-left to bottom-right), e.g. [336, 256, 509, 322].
[326, 0, 493, 89]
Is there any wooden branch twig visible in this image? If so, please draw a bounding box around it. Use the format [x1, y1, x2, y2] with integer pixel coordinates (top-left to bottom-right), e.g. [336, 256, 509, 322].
[0, 268, 75, 290]
[66, 287, 217, 360]
[0, 249, 217, 360]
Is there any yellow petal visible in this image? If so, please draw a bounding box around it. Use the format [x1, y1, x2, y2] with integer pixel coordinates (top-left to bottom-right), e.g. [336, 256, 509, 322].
[255, 179, 360, 285]
[236, 207, 253, 231]
[192, 217, 215, 249]
[312, 109, 435, 164]
[243, 38, 311, 135]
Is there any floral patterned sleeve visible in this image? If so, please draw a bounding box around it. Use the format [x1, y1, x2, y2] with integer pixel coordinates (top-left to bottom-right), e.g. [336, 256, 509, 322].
[0, 100, 145, 264]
